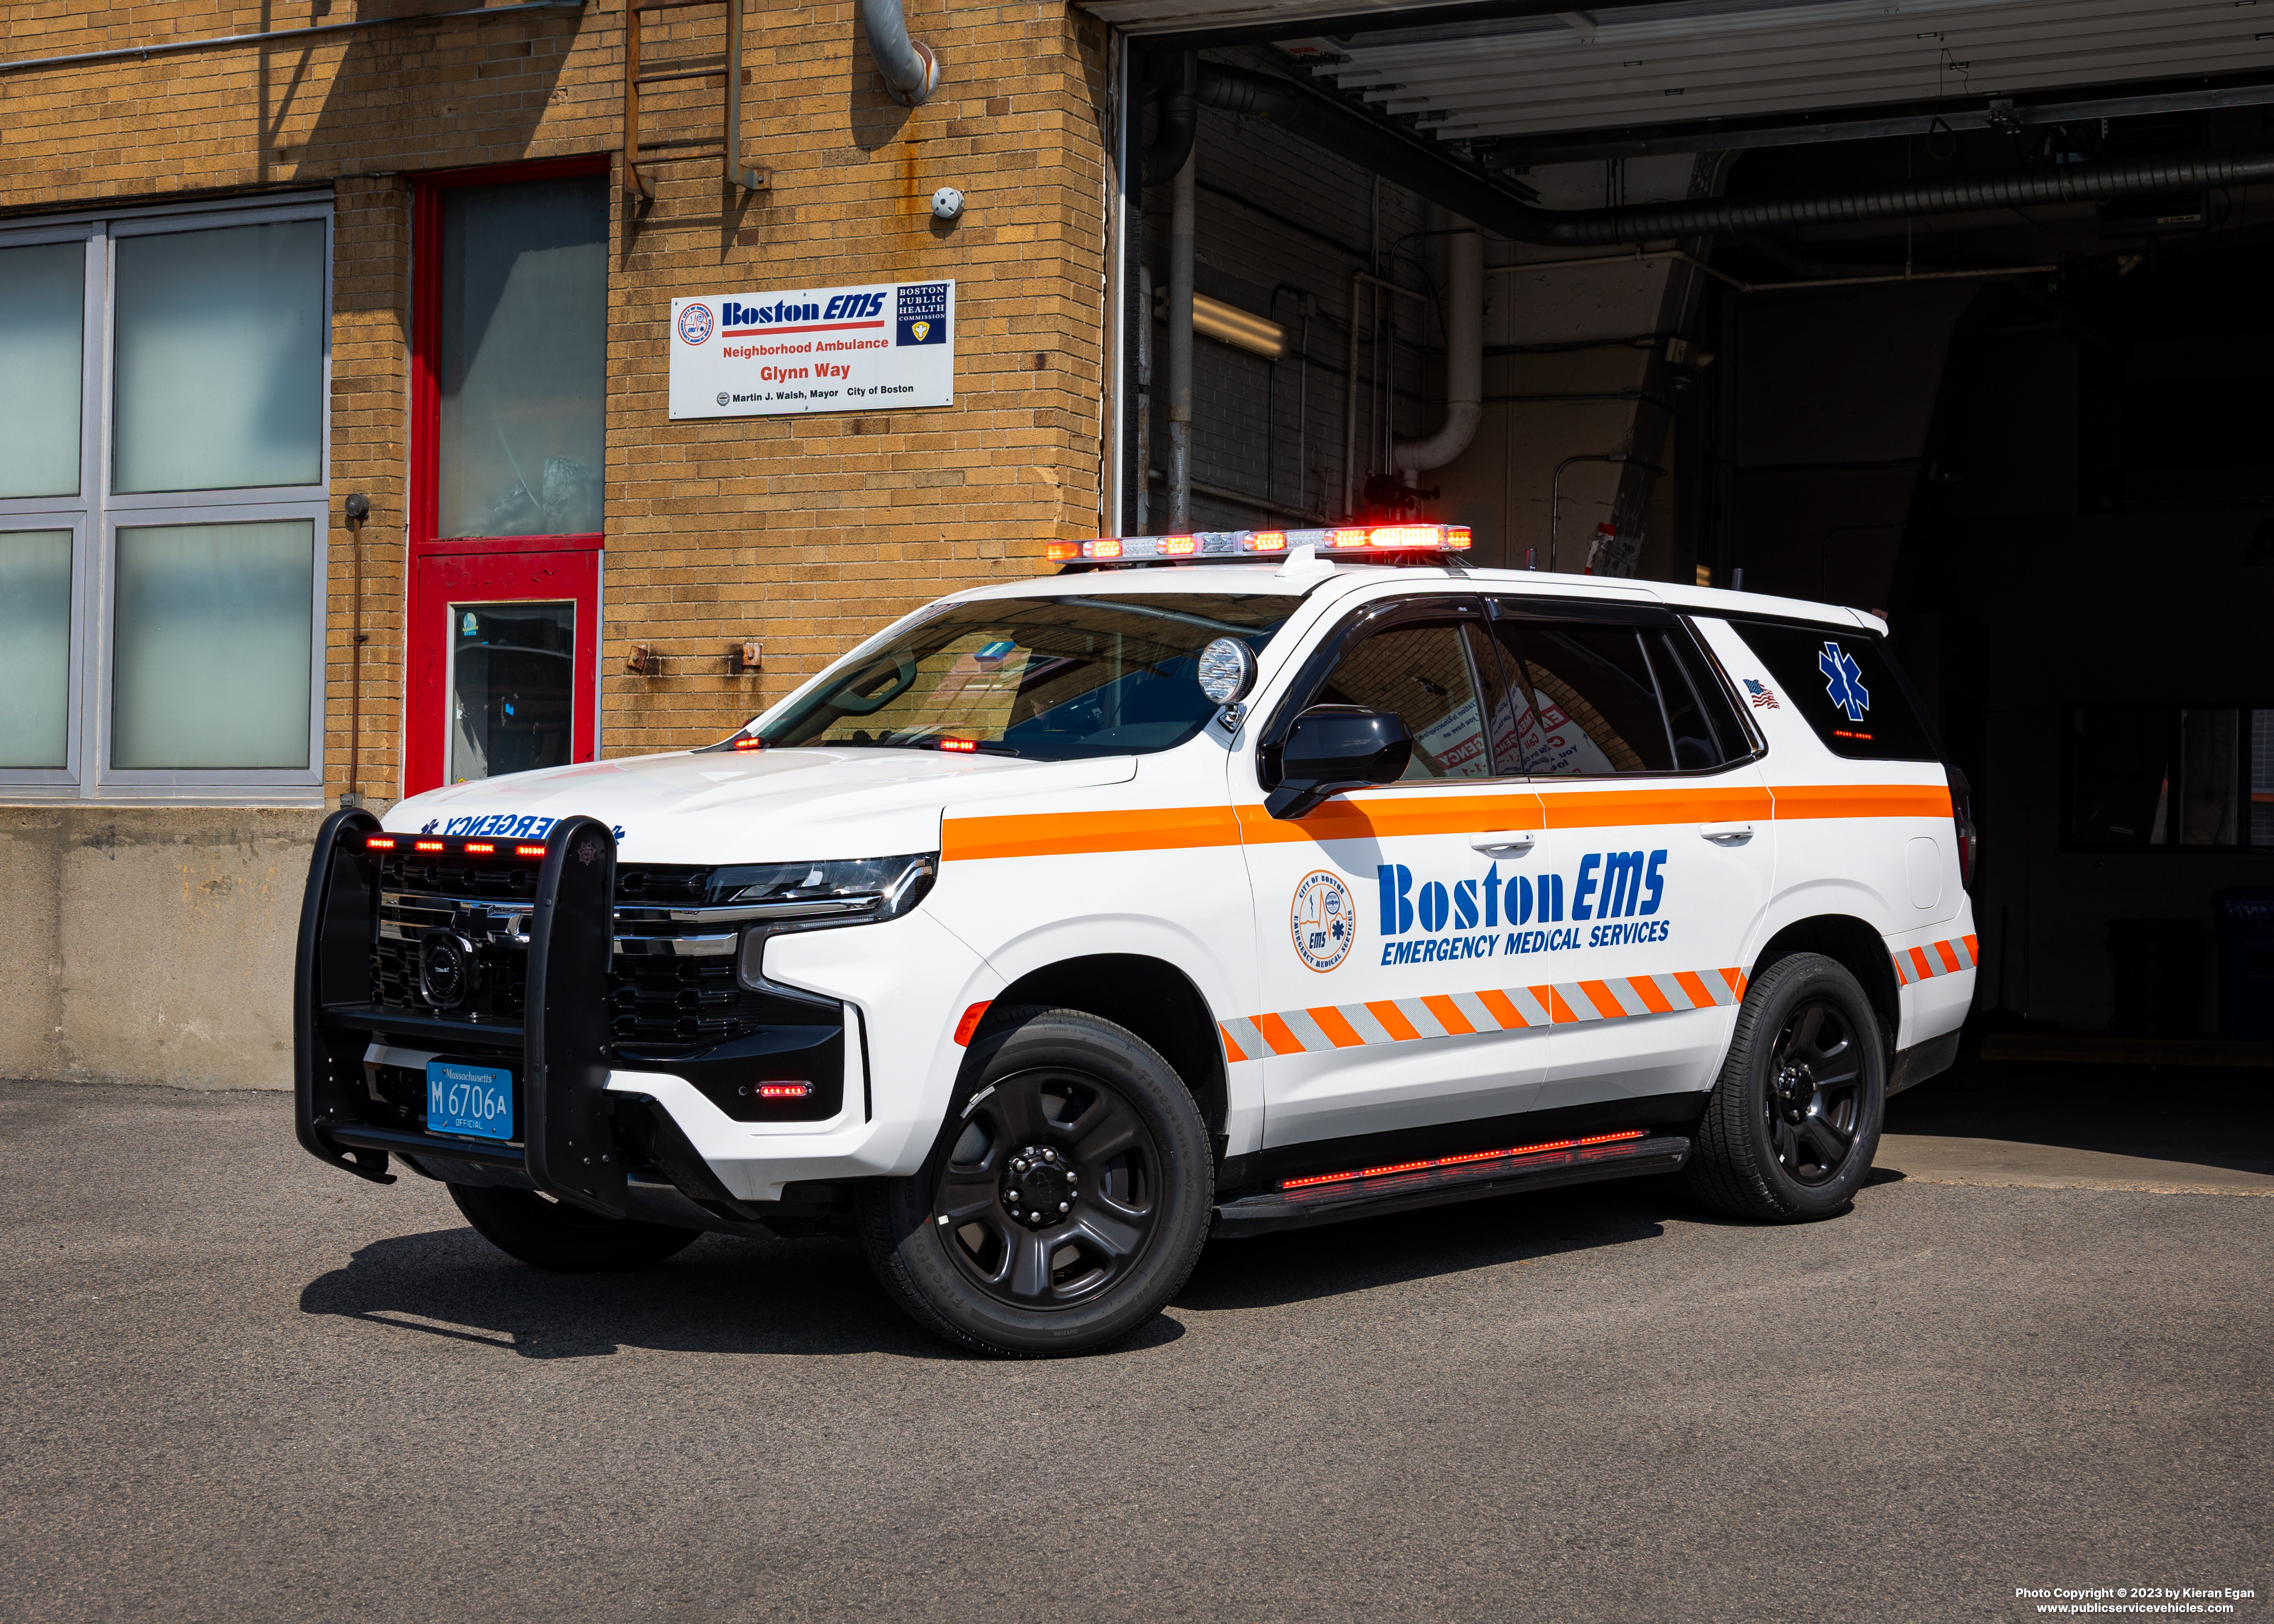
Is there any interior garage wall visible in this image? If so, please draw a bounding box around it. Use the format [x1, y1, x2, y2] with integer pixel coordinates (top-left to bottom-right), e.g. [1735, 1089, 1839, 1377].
[1134, 76, 1708, 569]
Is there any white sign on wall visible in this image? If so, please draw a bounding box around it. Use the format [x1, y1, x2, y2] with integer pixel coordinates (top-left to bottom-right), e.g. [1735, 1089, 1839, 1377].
[668, 280, 955, 419]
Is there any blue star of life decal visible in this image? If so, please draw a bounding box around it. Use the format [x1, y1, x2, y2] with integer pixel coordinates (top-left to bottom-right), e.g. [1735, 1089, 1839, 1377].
[1817, 640, 1870, 722]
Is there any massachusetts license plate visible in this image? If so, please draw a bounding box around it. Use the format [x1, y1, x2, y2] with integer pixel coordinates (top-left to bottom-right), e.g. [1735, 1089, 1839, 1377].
[426, 1060, 514, 1141]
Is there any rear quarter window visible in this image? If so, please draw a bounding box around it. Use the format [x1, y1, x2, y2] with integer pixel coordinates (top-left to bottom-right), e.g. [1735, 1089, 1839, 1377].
[1726, 616, 1939, 762]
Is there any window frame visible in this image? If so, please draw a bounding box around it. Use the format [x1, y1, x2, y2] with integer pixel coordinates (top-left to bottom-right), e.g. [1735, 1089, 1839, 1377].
[1485, 595, 1764, 781]
[0, 196, 334, 804]
[2062, 703, 2274, 856]
[409, 155, 611, 553]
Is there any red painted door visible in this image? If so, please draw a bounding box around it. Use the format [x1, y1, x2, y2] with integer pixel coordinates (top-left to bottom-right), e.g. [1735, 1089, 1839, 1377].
[405, 541, 600, 797]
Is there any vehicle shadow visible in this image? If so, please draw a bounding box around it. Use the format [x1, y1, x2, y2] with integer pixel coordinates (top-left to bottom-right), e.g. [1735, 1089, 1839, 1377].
[297, 1227, 985, 1361]
[1177, 1175, 1696, 1315]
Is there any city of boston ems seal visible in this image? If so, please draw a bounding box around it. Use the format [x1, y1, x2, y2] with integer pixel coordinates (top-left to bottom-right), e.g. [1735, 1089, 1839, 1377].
[1290, 870, 1355, 972]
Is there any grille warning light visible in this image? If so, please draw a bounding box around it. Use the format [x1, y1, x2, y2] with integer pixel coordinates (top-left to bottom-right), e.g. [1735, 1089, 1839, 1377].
[514, 844, 548, 858]
[463, 842, 495, 854]
[757, 1082, 815, 1100]
[364, 836, 396, 850]
[413, 840, 446, 853]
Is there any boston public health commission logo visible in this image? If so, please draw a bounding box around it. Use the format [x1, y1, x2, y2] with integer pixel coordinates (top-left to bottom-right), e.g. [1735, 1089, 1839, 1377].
[1290, 870, 1355, 973]
[676, 303, 715, 345]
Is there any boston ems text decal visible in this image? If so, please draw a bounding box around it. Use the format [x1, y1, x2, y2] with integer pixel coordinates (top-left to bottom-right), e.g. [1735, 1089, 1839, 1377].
[1375, 852, 1672, 966]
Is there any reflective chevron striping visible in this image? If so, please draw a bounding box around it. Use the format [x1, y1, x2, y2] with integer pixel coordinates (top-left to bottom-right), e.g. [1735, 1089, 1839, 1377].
[1892, 933, 1979, 986]
[1218, 966, 1746, 1061]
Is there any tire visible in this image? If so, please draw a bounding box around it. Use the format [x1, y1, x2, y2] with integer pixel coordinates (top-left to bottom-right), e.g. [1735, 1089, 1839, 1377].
[449, 1183, 702, 1272]
[857, 1006, 1214, 1357]
[1686, 952, 1887, 1222]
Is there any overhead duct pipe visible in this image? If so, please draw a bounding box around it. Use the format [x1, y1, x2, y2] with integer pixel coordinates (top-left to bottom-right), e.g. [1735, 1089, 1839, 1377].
[861, 0, 939, 107]
[1144, 86, 1197, 186]
[1191, 63, 2274, 248]
[1393, 229, 1481, 478]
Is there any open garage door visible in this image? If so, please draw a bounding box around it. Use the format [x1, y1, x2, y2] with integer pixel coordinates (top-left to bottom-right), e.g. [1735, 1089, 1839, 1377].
[1091, 0, 2274, 1051]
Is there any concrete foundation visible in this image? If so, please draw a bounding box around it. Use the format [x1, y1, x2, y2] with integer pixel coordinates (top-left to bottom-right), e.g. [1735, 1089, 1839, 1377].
[0, 808, 322, 1090]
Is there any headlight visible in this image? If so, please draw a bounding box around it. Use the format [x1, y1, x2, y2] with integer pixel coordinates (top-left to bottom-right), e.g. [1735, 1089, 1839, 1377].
[733, 852, 936, 991]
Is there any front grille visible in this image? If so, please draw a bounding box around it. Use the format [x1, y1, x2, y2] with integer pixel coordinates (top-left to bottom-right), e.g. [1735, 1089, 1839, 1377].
[368, 857, 791, 1055]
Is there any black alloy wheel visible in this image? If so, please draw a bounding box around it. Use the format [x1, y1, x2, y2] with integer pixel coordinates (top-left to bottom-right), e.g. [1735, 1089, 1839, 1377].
[1763, 1000, 1864, 1187]
[858, 1007, 1214, 1357]
[1687, 951, 1886, 1222]
[934, 1066, 1164, 1308]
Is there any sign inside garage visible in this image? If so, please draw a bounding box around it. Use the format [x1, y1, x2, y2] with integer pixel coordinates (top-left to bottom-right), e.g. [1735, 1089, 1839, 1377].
[669, 279, 955, 418]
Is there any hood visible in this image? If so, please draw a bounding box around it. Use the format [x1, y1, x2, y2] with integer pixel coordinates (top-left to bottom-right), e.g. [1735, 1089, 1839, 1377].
[382, 747, 1137, 865]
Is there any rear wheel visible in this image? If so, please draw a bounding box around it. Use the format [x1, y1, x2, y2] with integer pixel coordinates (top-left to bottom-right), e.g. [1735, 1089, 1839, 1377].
[1687, 952, 1885, 1222]
[449, 1183, 701, 1272]
[857, 1007, 1213, 1357]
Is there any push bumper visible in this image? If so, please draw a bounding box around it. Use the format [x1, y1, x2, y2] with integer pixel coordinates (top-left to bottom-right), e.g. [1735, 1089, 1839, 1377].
[294, 809, 634, 1218]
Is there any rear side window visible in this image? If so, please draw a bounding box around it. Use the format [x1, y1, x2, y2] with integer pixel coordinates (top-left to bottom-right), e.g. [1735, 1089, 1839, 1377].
[1483, 603, 1748, 776]
[1726, 616, 1938, 761]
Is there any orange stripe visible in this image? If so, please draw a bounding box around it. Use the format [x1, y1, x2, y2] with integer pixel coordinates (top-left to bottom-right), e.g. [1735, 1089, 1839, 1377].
[1537, 785, 1773, 830]
[1963, 933, 1980, 961]
[1476, 987, 1528, 1030]
[1718, 967, 1746, 999]
[1673, 969, 1716, 1009]
[1421, 994, 1476, 1035]
[1934, 939, 1962, 973]
[942, 803, 1242, 862]
[1630, 974, 1676, 1015]
[1254, 1012, 1306, 1056]
[1308, 1005, 1367, 1049]
[1235, 791, 1543, 848]
[1218, 1024, 1250, 1064]
[1909, 947, 1934, 980]
[955, 782, 1954, 861]
[1545, 986, 1578, 1024]
[1366, 1000, 1421, 1042]
[1578, 979, 1625, 1019]
[1772, 782, 1953, 821]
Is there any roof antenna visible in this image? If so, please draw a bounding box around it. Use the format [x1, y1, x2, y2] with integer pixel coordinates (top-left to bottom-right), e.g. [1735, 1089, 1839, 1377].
[1275, 543, 1335, 582]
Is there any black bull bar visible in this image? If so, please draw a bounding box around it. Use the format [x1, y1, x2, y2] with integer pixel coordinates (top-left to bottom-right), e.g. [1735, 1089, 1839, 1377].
[292, 808, 630, 1218]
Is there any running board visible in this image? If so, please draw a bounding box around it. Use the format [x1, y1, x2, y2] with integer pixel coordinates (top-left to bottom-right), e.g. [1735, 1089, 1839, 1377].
[1211, 1131, 1691, 1240]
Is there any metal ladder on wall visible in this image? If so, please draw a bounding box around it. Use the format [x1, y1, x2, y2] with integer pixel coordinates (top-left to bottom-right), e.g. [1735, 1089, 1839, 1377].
[623, 0, 767, 200]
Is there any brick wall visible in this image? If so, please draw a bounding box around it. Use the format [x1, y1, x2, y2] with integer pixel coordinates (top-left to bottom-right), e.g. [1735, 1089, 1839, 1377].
[1, 0, 1113, 798]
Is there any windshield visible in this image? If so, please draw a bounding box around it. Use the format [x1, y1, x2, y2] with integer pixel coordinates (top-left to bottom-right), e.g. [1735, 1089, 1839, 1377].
[746, 593, 1299, 761]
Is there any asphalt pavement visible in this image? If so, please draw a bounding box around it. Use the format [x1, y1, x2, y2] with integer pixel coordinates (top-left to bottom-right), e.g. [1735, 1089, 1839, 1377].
[3, 1067, 2268, 1624]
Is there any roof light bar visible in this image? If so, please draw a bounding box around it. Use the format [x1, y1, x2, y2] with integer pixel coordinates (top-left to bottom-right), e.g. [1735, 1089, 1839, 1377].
[1278, 1128, 1647, 1192]
[1047, 523, 1471, 569]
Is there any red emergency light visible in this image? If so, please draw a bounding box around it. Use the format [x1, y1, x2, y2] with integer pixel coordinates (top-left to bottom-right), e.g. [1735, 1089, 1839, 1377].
[1047, 523, 1472, 569]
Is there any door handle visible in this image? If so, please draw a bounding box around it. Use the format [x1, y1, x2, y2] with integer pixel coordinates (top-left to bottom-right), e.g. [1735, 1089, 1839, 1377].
[1469, 830, 1536, 855]
[1700, 822, 1755, 844]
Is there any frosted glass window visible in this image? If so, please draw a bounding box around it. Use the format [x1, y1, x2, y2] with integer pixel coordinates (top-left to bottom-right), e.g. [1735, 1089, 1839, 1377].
[112, 521, 313, 769]
[0, 531, 72, 768]
[113, 222, 325, 494]
[0, 244, 83, 499]
[437, 176, 606, 538]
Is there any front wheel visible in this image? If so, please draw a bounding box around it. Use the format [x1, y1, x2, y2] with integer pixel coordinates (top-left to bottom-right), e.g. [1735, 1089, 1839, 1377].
[1687, 952, 1886, 1222]
[857, 1007, 1214, 1357]
[449, 1183, 702, 1272]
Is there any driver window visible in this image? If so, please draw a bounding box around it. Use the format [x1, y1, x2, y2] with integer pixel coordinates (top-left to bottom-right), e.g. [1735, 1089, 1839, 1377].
[1308, 619, 1493, 779]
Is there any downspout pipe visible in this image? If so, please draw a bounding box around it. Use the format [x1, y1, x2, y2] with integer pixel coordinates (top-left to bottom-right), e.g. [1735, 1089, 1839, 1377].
[1192, 63, 2274, 248]
[1393, 229, 1482, 477]
[861, 0, 939, 108]
[1144, 88, 1198, 187]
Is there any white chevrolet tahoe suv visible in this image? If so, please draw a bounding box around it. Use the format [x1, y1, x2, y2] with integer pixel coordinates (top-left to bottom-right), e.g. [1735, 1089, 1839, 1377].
[294, 525, 1978, 1357]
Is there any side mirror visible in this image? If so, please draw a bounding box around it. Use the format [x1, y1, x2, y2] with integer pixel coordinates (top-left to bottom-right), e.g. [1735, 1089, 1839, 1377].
[1265, 705, 1412, 821]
